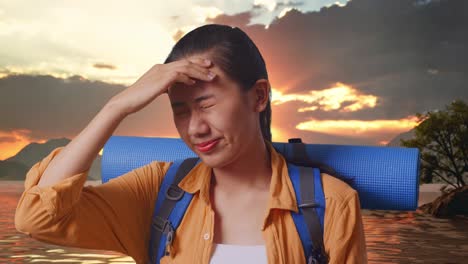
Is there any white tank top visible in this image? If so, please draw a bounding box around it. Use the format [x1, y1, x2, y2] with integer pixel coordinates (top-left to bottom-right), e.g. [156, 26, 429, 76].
[209, 243, 268, 264]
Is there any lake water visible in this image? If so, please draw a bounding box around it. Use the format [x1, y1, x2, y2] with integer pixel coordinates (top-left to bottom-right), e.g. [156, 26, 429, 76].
[1, 181, 467, 263]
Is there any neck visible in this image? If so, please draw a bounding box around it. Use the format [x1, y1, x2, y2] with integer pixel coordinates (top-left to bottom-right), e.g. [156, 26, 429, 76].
[211, 136, 272, 195]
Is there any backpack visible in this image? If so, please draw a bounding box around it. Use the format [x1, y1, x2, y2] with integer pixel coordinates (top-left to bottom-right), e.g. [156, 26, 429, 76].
[147, 138, 348, 264]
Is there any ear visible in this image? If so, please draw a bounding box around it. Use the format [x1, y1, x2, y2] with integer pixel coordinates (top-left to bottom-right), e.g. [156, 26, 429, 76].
[249, 79, 270, 113]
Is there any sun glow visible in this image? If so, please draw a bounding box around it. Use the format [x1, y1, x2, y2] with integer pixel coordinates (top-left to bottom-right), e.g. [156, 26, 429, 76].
[271, 82, 378, 112]
[296, 116, 420, 137]
[0, 129, 47, 160]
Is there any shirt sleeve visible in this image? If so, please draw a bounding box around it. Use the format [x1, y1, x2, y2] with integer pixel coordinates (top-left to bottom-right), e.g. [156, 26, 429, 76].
[14, 146, 172, 264]
[325, 189, 368, 264]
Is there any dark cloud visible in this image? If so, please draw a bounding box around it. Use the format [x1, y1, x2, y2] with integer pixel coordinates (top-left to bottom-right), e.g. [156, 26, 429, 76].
[207, 11, 253, 27]
[205, 0, 468, 143]
[3, 0, 468, 145]
[274, 1, 306, 11]
[93, 63, 117, 70]
[210, 0, 468, 107]
[0, 74, 177, 141]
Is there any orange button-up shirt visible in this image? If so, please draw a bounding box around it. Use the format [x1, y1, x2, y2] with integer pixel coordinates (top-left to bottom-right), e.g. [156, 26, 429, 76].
[15, 140, 368, 263]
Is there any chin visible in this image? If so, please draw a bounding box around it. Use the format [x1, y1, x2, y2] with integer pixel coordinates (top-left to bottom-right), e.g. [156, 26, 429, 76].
[198, 145, 233, 169]
[198, 152, 225, 168]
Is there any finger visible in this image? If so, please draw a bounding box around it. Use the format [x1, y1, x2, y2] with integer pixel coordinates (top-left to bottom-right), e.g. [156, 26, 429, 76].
[175, 72, 197, 86]
[187, 57, 211, 67]
[178, 64, 216, 82]
[174, 57, 210, 68]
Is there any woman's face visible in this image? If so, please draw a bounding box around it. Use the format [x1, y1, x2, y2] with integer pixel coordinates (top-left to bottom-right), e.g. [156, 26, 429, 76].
[167, 55, 264, 168]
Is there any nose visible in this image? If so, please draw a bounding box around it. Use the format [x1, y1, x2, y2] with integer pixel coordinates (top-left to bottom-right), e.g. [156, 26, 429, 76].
[187, 110, 210, 138]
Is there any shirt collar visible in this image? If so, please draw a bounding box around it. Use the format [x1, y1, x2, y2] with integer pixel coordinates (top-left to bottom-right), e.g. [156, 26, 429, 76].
[178, 140, 299, 231]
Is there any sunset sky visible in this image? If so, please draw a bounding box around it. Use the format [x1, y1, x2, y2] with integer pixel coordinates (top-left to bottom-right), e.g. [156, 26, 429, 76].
[1, 0, 467, 160]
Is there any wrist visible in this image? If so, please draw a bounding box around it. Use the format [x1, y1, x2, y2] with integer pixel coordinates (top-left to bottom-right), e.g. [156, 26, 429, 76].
[102, 100, 129, 121]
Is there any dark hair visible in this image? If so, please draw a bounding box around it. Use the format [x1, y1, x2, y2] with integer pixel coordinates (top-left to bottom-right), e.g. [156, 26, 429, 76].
[163, 24, 272, 143]
[164, 24, 354, 188]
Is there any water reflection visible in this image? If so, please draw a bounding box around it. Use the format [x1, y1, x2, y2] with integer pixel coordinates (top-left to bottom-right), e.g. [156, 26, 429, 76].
[2, 181, 467, 263]
[362, 210, 468, 263]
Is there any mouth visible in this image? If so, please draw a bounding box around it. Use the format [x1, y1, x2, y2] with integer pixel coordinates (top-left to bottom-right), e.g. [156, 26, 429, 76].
[195, 138, 221, 153]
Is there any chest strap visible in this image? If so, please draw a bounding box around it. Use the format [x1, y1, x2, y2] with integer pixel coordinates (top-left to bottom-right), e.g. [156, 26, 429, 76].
[148, 157, 200, 264]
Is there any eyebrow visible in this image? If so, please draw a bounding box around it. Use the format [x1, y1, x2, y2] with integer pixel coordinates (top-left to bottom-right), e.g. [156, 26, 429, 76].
[171, 94, 215, 108]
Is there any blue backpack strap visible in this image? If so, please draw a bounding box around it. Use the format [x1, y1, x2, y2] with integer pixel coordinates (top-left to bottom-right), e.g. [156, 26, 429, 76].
[288, 162, 329, 264]
[148, 157, 201, 264]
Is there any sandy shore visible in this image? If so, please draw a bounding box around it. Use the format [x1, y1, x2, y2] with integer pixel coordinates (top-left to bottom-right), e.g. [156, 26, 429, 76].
[418, 183, 450, 206]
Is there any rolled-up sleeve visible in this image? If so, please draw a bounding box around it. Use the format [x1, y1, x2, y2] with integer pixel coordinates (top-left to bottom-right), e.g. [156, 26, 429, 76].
[326, 190, 368, 263]
[14, 146, 171, 263]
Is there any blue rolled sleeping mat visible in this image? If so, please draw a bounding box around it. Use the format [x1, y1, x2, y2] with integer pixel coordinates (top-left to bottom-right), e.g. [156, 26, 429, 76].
[101, 136, 420, 211]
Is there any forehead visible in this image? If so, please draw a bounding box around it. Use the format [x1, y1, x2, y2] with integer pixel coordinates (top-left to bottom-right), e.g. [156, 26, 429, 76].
[168, 74, 219, 99]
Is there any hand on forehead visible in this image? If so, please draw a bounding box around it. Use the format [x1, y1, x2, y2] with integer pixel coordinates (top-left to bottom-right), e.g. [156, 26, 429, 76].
[168, 56, 223, 96]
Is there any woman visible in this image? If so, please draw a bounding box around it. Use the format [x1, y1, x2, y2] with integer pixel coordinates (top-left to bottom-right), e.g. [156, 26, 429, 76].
[15, 24, 367, 263]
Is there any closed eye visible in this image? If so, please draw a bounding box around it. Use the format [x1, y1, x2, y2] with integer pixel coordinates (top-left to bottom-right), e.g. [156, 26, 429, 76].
[201, 104, 214, 109]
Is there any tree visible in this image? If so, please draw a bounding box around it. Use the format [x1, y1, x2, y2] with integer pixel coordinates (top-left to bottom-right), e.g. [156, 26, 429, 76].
[401, 99, 468, 189]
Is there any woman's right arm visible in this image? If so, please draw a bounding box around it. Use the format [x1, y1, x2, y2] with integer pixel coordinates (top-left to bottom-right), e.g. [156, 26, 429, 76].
[35, 101, 127, 188]
[36, 56, 216, 189]
[14, 57, 216, 263]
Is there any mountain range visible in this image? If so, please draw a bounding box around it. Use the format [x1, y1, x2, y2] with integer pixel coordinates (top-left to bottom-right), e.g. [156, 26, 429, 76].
[386, 128, 415, 147]
[0, 138, 101, 181]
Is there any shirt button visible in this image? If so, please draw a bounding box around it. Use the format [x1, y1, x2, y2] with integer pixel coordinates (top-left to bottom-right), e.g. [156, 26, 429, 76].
[203, 233, 210, 240]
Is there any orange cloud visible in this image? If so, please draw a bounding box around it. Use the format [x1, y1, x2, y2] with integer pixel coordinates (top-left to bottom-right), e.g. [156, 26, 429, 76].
[0, 129, 106, 160]
[296, 116, 420, 138]
[93, 63, 117, 70]
[271, 82, 378, 112]
[0, 129, 46, 160]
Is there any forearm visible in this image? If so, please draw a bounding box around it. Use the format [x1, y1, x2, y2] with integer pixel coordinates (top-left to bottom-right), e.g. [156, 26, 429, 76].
[37, 101, 127, 188]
